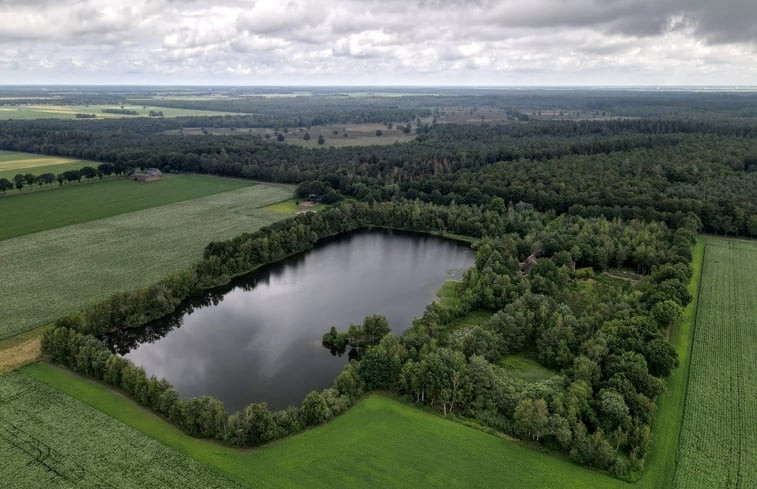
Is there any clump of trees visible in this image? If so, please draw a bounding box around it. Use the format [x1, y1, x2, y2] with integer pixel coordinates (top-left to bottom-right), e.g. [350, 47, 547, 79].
[1, 162, 131, 193]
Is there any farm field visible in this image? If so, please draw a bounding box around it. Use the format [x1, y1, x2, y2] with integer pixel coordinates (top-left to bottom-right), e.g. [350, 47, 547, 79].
[0, 150, 90, 180]
[0, 174, 252, 240]
[0, 370, 241, 489]
[0, 182, 293, 339]
[168, 123, 417, 147]
[0, 104, 239, 119]
[673, 237, 756, 489]
[24, 362, 627, 489]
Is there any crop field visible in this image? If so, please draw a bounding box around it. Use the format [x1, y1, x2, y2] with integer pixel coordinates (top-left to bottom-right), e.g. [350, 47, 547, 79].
[167, 123, 417, 147]
[0, 151, 89, 180]
[24, 362, 627, 489]
[673, 237, 756, 489]
[0, 182, 293, 339]
[0, 104, 239, 119]
[0, 174, 252, 240]
[0, 371, 241, 489]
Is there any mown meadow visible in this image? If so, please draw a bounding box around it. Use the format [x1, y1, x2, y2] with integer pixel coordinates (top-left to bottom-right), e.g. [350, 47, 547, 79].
[0, 181, 293, 339]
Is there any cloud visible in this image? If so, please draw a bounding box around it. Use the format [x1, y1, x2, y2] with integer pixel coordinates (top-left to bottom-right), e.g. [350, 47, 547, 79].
[0, 0, 755, 85]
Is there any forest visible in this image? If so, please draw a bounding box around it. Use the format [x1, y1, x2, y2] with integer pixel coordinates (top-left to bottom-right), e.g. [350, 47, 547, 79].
[0, 115, 754, 235]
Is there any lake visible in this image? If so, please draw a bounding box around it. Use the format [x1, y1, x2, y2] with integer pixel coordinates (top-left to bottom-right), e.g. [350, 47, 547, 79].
[105, 229, 473, 412]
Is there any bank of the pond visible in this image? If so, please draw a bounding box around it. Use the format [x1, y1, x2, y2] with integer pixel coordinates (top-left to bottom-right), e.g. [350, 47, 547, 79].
[105, 228, 474, 411]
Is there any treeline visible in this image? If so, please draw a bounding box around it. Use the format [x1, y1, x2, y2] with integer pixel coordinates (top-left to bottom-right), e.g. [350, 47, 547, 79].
[0, 117, 753, 235]
[0, 162, 132, 193]
[43, 325, 364, 445]
[102, 108, 139, 115]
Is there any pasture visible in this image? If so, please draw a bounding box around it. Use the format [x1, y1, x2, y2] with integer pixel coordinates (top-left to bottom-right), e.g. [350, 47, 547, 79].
[0, 174, 252, 240]
[0, 151, 88, 180]
[24, 362, 627, 489]
[673, 237, 756, 489]
[0, 104, 238, 120]
[0, 371, 241, 489]
[0, 182, 293, 339]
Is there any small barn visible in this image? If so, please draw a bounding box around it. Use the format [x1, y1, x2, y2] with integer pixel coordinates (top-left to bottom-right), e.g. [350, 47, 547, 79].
[130, 168, 162, 182]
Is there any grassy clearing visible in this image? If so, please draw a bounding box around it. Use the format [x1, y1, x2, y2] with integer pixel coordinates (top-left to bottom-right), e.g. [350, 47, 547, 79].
[499, 354, 560, 381]
[0, 370, 241, 489]
[0, 183, 293, 339]
[0, 104, 237, 119]
[0, 174, 252, 240]
[672, 237, 756, 489]
[262, 198, 327, 215]
[24, 362, 626, 489]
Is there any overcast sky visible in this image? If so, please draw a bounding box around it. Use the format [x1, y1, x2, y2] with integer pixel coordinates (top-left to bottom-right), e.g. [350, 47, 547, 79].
[1, 0, 756, 86]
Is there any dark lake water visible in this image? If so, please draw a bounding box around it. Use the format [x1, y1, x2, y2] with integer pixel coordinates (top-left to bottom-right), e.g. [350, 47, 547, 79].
[105, 229, 473, 412]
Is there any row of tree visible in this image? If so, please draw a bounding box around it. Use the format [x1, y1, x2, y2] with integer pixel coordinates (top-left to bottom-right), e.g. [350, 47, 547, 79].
[42, 325, 364, 446]
[0, 162, 133, 192]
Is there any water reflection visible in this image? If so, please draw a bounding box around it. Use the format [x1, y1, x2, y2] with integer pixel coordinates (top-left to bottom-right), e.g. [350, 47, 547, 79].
[104, 229, 473, 411]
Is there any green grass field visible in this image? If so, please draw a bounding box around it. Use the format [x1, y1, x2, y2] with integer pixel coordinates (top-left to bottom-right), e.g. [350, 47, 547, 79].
[0, 174, 252, 240]
[0, 370, 241, 489]
[672, 237, 756, 489]
[22, 363, 627, 489]
[0, 104, 238, 120]
[499, 354, 561, 381]
[0, 182, 293, 339]
[0, 150, 91, 181]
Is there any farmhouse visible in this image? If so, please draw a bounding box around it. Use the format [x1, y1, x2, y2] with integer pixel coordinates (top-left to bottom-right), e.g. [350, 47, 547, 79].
[130, 168, 162, 182]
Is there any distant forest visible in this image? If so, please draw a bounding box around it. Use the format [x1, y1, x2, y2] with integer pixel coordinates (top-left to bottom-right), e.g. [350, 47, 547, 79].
[0, 92, 755, 235]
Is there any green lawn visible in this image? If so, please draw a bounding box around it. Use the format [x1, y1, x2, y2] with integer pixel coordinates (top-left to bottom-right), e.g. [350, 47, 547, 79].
[0, 370, 242, 489]
[0, 174, 253, 240]
[23, 362, 627, 489]
[672, 237, 756, 489]
[0, 182, 293, 338]
[499, 354, 561, 382]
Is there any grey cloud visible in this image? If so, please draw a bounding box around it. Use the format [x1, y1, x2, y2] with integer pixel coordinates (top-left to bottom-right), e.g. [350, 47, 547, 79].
[0, 0, 756, 84]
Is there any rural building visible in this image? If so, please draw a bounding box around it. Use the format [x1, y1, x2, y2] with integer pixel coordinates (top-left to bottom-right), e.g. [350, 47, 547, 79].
[130, 168, 162, 182]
